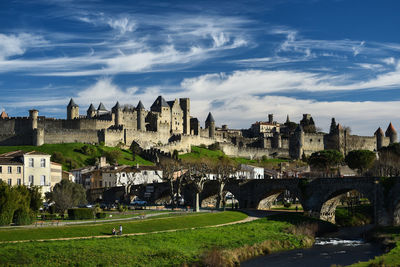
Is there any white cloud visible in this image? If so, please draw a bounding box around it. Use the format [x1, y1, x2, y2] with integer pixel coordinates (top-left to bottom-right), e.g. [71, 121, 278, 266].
[352, 41, 365, 56]
[0, 33, 47, 60]
[382, 57, 396, 65]
[107, 17, 136, 35]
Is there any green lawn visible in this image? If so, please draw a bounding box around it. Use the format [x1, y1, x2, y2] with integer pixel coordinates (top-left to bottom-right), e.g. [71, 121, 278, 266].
[0, 211, 246, 242]
[180, 146, 289, 167]
[350, 226, 400, 267]
[0, 213, 318, 266]
[0, 143, 153, 170]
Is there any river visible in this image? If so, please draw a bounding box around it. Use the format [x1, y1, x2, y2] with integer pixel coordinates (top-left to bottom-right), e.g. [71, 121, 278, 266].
[242, 226, 384, 267]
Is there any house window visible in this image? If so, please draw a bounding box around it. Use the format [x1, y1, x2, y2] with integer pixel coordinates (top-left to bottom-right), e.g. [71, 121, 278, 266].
[29, 158, 34, 167]
[40, 158, 46, 168]
[29, 175, 34, 186]
[99, 181, 102, 187]
[40, 175, 46, 186]
[17, 167, 21, 174]
[8, 179, 12, 186]
[17, 179, 21, 185]
[7, 166, 12, 173]
[0, 166, 2, 173]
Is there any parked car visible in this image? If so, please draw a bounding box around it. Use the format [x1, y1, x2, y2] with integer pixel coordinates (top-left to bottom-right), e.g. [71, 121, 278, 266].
[131, 199, 147, 206]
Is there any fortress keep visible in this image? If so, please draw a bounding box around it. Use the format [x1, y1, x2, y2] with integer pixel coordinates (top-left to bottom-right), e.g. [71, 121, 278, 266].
[0, 97, 397, 159]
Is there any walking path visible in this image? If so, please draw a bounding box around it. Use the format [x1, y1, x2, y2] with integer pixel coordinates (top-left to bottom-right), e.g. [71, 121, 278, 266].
[0, 212, 259, 244]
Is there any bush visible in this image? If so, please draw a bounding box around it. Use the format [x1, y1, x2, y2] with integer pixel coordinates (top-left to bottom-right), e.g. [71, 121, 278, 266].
[208, 143, 220, 151]
[13, 209, 34, 225]
[41, 214, 58, 220]
[96, 212, 107, 219]
[51, 152, 65, 164]
[283, 202, 291, 208]
[67, 208, 94, 220]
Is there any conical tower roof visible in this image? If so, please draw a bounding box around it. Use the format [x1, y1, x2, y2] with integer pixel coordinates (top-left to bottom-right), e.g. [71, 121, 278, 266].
[205, 112, 215, 123]
[136, 100, 145, 110]
[151, 96, 169, 109]
[285, 115, 290, 124]
[87, 104, 95, 112]
[97, 102, 107, 111]
[385, 122, 397, 136]
[68, 98, 79, 108]
[374, 127, 384, 136]
[0, 111, 8, 119]
[112, 101, 121, 110]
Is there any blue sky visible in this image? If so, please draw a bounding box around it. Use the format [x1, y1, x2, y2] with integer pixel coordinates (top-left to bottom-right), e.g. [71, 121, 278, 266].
[1, 0, 400, 135]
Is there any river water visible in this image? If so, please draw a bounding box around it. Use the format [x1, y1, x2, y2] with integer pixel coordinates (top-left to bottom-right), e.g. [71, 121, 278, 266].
[241, 237, 383, 267]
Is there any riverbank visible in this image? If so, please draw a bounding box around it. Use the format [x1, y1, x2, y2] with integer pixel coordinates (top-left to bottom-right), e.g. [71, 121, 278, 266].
[348, 226, 400, 266]
[0, 213, 332, 266]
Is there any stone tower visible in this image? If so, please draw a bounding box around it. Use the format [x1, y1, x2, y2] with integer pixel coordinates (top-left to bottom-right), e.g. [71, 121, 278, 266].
[205, 112, 215, 138]
[87, 104, 96, 118]
[136, 101, 146, 131]
[385, 122, 398, 144]
[294, 125, 304, 159]
[375, 127, 384, 150]
[112, 102, 122, 126]
[268, 114, 273, 124]
[67, 98, 79, 120]
[179, 98, 190, 135]
[29, 109, 38, 130]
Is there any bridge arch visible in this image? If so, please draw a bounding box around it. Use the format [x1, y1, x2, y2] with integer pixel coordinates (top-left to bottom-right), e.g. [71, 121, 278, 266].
[256, 188, 304, 211]
[312, 187, 375, 224]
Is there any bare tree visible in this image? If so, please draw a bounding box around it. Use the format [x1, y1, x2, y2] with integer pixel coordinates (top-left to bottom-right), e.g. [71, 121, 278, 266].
[212, 157, 239, 209]
[182, 158, 212, 212]
[157, 158, 183, 207]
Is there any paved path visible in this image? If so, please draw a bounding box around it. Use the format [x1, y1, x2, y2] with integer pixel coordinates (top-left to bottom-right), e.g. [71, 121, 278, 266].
[0, 213, 259, 244]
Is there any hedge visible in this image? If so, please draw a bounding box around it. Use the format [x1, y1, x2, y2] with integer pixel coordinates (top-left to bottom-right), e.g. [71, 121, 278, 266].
[67, 208, 94, 220]
[96, 212, 107, 219]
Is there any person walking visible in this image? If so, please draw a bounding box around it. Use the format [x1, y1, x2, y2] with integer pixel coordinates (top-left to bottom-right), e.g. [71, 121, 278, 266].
[112, 227, 116, 235]
[119, 225, 123, 235]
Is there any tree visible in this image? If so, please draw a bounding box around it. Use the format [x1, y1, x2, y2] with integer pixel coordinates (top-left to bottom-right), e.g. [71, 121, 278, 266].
[372, 143, 400, 177]
[46, 179, 87, 215]
[345, 150, 376, 175]
[157, 158, 183, 207]
[211, 156, 238, 209]
[182, 158, 212, 212]
[102, 150, 122, 165]
[0, 181, 19, 225]
[28, 186, 43, 213]
[308, 150, 344, 177]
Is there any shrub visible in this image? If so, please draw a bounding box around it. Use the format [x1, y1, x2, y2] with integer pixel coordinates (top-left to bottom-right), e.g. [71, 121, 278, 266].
[283, 202, 291, 208]
[51, 152, 65, 164]
[208, 143, 220, 151]
[42, 214, 58, 220]
[13, 209, 34, 225]
[96, 212, 107, 219]
[67, 208, 94, 220]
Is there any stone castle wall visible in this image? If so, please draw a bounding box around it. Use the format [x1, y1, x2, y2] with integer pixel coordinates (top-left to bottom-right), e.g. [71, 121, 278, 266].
[219, 142, 289, 159]
[44, 129, 99, 144]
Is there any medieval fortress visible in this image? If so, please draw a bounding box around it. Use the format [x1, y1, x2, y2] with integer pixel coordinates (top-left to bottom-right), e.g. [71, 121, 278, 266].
[0, 96, 397, 159]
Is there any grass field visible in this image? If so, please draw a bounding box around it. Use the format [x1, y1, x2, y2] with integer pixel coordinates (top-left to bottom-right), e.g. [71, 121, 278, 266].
[0, 213, 321, 266]
[0, 143, 153, 170]
[0, 211, 246, 242]
[350, 226, 400, 267]
[179, 146, 289, 167]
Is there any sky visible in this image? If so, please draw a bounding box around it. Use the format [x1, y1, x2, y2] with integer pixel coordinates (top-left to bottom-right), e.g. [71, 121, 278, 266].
[1, 0, 400, 135]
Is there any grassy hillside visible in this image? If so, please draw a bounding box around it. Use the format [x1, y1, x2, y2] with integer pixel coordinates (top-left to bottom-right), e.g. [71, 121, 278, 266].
[0, 143, 153, 171]
[179, 146, 288, 168]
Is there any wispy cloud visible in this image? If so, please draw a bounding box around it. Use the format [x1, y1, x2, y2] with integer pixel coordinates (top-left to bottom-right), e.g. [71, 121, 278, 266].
[0, 33, 47, 60]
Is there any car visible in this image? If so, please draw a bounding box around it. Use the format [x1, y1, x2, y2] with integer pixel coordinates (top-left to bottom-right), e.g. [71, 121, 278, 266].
[131, 199, 147, 206]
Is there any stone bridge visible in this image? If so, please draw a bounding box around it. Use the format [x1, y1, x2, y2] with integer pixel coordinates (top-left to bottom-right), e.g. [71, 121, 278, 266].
[131, 177, 400, 226]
